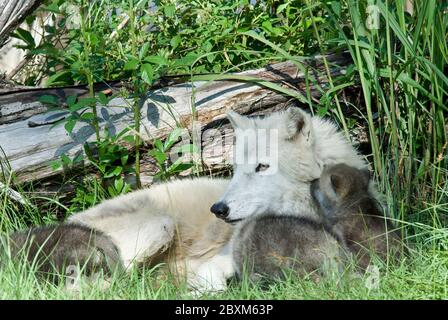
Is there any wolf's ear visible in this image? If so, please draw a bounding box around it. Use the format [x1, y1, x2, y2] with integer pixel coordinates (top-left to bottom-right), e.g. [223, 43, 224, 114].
[227, 110, 249, 129]
[285, 107, 311, 140]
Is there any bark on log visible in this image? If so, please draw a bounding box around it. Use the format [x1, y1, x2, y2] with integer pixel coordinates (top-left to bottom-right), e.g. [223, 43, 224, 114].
[0, 0, 43, 47]
[0, 53, 360, 193]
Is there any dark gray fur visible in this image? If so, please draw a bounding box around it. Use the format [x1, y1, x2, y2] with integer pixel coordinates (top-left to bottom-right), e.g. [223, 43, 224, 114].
[3, 223, 123, 281]
[311, 163, 403, 271]
[232, 214, 345, 282]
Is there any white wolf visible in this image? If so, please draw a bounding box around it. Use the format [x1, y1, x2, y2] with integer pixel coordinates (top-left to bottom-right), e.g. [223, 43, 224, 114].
[66, 107, 366, 292]
[210, 107, 367, 222]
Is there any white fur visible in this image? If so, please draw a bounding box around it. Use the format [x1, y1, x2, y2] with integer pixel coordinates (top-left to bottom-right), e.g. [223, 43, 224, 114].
[217, 108, 367, 222]
[68, 177, 233, 290]
[187, 243, 234, 295]
[66, 107, 367, 293]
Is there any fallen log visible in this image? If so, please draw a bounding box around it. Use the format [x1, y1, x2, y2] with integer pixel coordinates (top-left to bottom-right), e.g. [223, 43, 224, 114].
[0, 53, 364, 197]
[0, 0, 43, 47]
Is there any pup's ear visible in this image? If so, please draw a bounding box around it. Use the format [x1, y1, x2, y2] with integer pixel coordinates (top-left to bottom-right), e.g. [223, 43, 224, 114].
[285, 107, 311, 140]
[330, 174, 343, 193]
[227, 110, 249, 129]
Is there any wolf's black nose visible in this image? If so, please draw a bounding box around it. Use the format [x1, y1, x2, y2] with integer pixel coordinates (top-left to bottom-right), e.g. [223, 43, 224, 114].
[210, 202, 229, 218]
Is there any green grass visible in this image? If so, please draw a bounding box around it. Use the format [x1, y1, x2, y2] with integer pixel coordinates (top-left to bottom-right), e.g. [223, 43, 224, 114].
[0, 242, 446, 300]
[0, 0, 447, 300]
[0, 180, 447, 300]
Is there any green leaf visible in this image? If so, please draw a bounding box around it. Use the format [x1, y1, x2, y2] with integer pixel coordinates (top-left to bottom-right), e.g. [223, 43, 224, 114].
[107, 185, 116, 197]
[116, 128, 131, 139]
[396, 72, 446, 109]
[124, 56, 140, 71]
[80, 112, 95, 120]
[140, 63, 154, 85]
[121, 154, 129, 166]
[11, 28, 35, 48]
[167, 159, 193, 174]
[206, 53, 215, 63]
[154, 139, 164, 151]
[277, 3, 289, 14]
[175, 144, 199, 154]
[104, 166, 122, 178]
[86, 32, 99, 46]
[261, 20, 273, 34]
[98, 92, 109, 105]
[139, 43, 150, 60]
[174, 53, 199, 67]
[202, 41, 213, 53]
[69, 104, 86, 112]
[170, 35, 181, 49]
[164, 5, 175, 18]
[330, 1, 341, 17]
[64, 119, 76, 133]
[45, 70, 72, 87]
[122, 135, 134, 144]
[317, 105, 329, 117]
[144, 55, 168, 65]
[42, 3, 60, 13]
[149, 149, 167, 164]
[39, 95, 58, 105]
[114, 178, 124, 192]
[66, 95, 77, 107]
[69, 98, 97, 112]
[164, 128, 183, 150]
[61, 154, 71, 166]
[191, 74, 309, 105]
[77, 97, 97, 107]
[73, 153, 84, 164]
[51, 160, 62, 170]
[241, 30, 292, 59]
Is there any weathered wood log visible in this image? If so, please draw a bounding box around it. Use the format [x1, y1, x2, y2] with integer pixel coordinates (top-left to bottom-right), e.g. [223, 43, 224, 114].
[0, 81, 124, 123]
[0, 0, 43, 47]
[0, 53, 361, 194]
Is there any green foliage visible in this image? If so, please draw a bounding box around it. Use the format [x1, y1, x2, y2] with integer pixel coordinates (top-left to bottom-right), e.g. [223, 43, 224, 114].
[8, 0, 446, 227]
[1, 0, 447, 300]
[83, 128, 134, 179]
[14, 0, 332, 87]
[149, 128, 196, 181]
[25, 0, 334, 202]
[322, 0, 447, 227]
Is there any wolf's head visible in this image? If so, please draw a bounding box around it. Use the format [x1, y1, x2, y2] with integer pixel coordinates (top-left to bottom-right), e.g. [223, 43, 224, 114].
[211, 107, 322, 223]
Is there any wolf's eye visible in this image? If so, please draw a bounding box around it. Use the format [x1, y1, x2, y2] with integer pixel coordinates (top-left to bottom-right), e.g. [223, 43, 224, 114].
[255, 163, 270, 172]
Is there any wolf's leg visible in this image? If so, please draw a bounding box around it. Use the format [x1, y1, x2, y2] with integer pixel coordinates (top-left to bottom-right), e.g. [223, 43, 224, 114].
[67, 190, 177, 269]
[91, 212, 175, 270]
[117, 214, 175, 269]
[188, 243, 235, 294]
[70, 206, 175, 270]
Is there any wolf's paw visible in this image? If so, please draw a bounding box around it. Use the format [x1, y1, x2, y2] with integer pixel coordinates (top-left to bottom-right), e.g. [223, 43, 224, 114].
[187, 265, 229, 296]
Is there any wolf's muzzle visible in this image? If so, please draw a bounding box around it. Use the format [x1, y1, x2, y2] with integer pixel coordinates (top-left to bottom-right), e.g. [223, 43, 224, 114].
[210, 202, 230, 219]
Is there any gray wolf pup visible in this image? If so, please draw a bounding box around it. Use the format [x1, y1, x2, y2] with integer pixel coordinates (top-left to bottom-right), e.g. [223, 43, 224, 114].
[4, 223, 123, 286]
[231, 214, 344, 282]
[311, 163, 403, 271]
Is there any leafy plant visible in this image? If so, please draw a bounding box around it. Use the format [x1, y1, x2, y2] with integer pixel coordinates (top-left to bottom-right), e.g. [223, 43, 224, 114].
[7, 0, 447, 237]
[149, 128, 197, 181]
